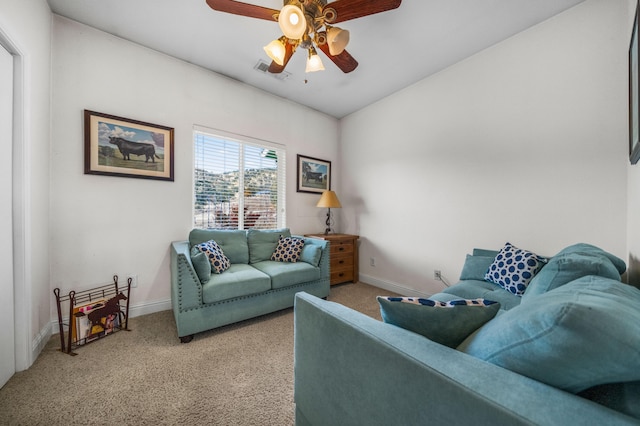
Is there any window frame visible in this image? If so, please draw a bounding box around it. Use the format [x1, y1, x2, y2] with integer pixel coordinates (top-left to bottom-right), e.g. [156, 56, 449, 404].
[193, 126, 286, 230]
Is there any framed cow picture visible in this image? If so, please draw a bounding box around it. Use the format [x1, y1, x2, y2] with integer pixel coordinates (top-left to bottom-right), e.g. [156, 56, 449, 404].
[84, 110, 174, 181]
[297, 154, 331, 194]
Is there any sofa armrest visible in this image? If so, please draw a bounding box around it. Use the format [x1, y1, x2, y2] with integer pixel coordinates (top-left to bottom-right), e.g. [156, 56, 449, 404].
[293, 292, 635, 426]
[170, 241, 203, 312]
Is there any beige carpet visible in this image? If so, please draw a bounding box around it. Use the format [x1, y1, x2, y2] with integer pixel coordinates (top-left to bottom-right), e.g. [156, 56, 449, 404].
[0, 282, 395, 425]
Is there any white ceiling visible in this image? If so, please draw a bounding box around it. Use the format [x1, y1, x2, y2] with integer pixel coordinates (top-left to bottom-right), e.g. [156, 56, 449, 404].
[47, 0, 586, 118]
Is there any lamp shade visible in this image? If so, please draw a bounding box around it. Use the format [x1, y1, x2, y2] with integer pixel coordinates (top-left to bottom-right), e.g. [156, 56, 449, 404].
[278, 5, 307, 39]
[316, 190, 342, 208]
[263, 37, 286, 65]
[305, 47, 325, 73]
[327, 27, 350, 56]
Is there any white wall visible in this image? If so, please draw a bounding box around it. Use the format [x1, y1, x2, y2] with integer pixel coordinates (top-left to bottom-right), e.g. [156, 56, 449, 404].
[50, 17, 339, 316]
[0, 0, 51, 369]
[340, 0, 631, 296]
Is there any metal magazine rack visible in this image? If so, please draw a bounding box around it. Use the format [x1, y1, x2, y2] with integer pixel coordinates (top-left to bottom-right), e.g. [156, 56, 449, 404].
[53, 275, 131, 355]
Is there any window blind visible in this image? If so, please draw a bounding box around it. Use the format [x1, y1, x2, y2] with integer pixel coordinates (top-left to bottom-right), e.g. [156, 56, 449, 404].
[194, 130, 285, 230]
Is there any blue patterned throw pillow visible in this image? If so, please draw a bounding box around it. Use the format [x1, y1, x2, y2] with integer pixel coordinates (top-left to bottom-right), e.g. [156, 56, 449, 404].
[271, 235, 305, 263]
[195, 240, 231, 274]
[377, 296, 500, 348]
[484, 242, 546, 296]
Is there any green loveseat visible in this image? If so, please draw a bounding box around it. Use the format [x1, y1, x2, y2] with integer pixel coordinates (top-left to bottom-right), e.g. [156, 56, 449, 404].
[294, 243, 640, 425]
[171, 228, 329, 343]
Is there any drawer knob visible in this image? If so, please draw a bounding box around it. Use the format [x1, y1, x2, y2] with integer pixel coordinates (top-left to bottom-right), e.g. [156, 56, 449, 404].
[338, 247, 345, 251]
[338, 260, 344, 264]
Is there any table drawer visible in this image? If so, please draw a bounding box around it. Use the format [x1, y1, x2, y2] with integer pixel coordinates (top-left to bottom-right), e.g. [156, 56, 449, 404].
[330, 241, 354, 255]
[331, 269, 354, 285]
[331, 253, 354, 269]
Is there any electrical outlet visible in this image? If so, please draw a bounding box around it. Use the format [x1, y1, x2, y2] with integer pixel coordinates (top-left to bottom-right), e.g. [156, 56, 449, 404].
[434, 270, 442, 281]
[127, 274, 138, 288]
[370, 257, 376, 267]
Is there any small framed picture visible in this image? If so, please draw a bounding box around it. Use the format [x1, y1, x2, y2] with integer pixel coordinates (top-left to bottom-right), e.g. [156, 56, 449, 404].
[297, 154, 331, 193]
[84, 110, 174, 181]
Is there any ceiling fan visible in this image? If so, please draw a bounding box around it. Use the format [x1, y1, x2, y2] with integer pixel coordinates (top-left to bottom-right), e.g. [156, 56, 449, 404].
[206, 0, 402, 74]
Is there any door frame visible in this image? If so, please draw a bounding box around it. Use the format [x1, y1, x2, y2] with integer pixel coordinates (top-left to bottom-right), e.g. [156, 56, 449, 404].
[0, 26, 31, 374]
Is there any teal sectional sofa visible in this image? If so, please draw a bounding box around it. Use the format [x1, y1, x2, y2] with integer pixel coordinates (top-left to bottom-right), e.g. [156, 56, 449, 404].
[171, 228, 329, 342]
[294, 243, 640, 425]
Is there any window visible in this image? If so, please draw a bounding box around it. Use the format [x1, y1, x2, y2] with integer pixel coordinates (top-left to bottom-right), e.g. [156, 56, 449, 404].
[194, 128, 286, 230]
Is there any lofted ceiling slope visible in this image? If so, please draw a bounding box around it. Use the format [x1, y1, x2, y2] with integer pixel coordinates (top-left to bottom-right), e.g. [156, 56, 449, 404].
[47, 0, 586, 118]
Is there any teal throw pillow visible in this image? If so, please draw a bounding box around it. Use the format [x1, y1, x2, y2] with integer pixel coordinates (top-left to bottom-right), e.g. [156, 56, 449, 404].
[300, 243, 322, 267]
[195, 240, 231, 274]
[377, 296, 500, 348]
[458, 276, 640, 393]
[271, 235, 305, 263]
[190, 247, 211, 283]
[459, 254, 495, 281]
[485, 242, 546, 296]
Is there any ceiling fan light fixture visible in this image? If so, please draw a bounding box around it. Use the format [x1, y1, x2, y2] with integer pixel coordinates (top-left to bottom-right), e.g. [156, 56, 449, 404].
[305, 46, 325, 73]
[327, 26, 349, 56]
[263, 37, 287, 65]
[278, 5, 306, 40]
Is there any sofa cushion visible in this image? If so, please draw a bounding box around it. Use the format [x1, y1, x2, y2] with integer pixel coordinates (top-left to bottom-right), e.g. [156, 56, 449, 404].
[377, 296, 500, 348]
[252, 260, 321, 289]
[189, 229, 249, 264]
[485, 242, 546, 296]
[300, 244, 322, 267]
[247, 228, 291, 263]
[554, 243, 626, 274]
[472, 248, 500, 258]
[458, 276, 640, 393]
[271, 235, 305, 263]
[523, 252, 621, 299]
[442, 280, 522, 310]
[201, 264, 271, 303]
[190, 247, 211, 283]
[459, 254, 495, 281]
[194, 240, 231, 274]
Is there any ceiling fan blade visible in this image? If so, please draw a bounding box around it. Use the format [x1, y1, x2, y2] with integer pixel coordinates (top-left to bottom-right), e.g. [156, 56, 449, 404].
[317, 42, 358, 73]
[268, 41, 296, 74]
[206, 0, 279, 21]
[328, 0, 401, 23]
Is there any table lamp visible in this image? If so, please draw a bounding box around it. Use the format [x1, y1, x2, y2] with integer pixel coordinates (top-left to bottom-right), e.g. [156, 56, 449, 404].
[316, 190, 342, 235]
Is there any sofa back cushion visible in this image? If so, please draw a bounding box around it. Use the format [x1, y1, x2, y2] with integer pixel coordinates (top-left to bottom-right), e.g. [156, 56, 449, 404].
[553, 243, 626, 274]
[458, 276, 640, 393]
[523, 252, 621, 299]
[188, 229, 249, 264]
[247, 228, 291, 264]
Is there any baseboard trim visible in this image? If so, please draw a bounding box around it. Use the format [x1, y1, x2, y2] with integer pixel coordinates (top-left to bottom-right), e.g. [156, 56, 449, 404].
[358, 274, 431, 297]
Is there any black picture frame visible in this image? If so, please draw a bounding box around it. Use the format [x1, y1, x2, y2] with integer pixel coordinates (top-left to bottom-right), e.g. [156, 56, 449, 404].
[297, 154, 331, 194]
[630, 1, 640, 165]
[84, 110, 174, 181]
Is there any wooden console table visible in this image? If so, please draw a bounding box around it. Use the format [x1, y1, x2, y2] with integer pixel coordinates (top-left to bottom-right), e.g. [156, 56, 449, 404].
[305, 233, 359, 285]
